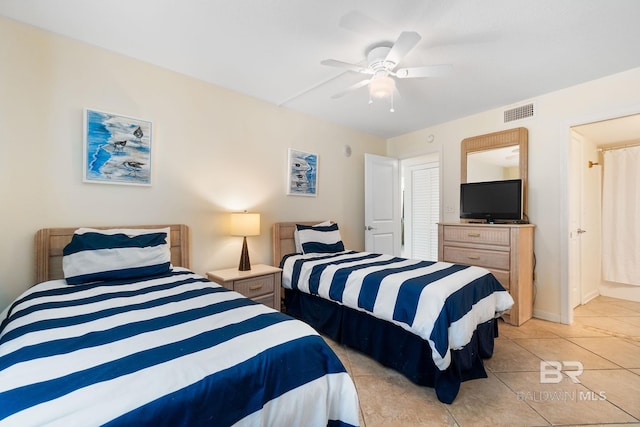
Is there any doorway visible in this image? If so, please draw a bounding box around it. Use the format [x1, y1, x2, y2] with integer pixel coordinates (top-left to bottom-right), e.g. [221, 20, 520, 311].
[364, 152, 441, 260]
[567, 113, 640, 322]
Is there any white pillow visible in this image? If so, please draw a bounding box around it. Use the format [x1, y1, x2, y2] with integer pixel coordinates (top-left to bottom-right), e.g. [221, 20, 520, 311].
[294, 221, 331, 253]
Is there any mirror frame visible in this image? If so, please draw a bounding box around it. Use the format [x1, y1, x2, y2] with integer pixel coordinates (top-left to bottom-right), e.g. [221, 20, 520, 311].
[461, 127, 529, 218]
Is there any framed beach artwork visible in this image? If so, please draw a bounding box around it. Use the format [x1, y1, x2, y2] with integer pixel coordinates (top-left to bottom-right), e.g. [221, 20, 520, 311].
[83, 108, 153, 186]
[287, 148, 318, 196]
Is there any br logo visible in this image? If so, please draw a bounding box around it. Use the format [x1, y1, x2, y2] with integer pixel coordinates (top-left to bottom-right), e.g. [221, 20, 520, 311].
[540, 361, 584, 384]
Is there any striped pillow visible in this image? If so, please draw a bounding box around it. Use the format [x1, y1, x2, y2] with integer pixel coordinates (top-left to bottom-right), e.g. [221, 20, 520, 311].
[296, 223, 345, 254]
[294, 221, 332, 253]
[62, 228, 172, 285]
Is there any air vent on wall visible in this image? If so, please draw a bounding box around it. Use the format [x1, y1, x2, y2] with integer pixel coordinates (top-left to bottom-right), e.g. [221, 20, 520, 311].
[503, 102, 535, 123]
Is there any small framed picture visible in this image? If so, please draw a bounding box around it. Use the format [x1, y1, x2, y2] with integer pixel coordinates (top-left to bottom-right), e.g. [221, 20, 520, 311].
[287, 148, 318, 196]
[83, 108, 153, 186]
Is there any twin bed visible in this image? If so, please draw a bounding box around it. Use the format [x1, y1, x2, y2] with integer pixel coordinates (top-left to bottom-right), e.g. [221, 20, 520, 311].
[0, 225, 359, 427]
[1, 220, 513, 426]
[272, 221, 513, 404]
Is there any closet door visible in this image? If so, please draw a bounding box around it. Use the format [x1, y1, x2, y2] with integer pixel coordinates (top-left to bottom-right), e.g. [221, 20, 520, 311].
[403, 159, 439, 261]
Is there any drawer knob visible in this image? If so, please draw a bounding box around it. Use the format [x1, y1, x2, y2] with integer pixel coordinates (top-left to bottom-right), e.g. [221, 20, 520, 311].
[467, 255, 481, 260]
[468, 233, 481, 237]
[249, 284, 263, 291]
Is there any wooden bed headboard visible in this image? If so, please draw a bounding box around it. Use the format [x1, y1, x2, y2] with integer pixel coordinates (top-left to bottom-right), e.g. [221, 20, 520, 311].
[272, 221, 322, 267]
[35, 224, 191, 283]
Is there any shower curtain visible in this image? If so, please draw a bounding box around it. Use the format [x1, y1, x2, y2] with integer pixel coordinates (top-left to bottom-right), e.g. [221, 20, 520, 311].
[601, 145, 640, 285]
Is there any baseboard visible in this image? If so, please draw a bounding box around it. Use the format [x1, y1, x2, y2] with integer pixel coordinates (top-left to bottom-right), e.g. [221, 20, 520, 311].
[533, 309, 562, 324]
[599, 283, 640, 302]
[581, 289, 600, 305]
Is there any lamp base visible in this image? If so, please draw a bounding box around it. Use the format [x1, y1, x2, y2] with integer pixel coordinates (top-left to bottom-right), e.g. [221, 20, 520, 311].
[238, 236, 251, 271]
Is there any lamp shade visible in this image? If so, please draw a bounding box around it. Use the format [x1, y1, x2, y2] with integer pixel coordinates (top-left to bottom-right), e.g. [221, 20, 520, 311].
[230, 212, 260, 237]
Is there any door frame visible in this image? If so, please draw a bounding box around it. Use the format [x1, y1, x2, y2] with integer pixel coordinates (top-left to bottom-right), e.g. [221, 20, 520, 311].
[364, 148, 443, 258]
[561, 106, 640, 324]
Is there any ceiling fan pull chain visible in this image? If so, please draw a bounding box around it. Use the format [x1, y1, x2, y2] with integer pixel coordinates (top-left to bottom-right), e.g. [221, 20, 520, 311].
[390, 91, 395, 113]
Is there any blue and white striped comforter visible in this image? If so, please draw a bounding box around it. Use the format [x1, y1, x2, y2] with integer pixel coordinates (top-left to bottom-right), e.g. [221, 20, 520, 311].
[0, 268, 359, 427]
[282, 251, 514, 371]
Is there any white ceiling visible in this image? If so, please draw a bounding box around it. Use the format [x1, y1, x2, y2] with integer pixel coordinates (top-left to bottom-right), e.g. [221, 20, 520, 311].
[1, 0, 640, 139]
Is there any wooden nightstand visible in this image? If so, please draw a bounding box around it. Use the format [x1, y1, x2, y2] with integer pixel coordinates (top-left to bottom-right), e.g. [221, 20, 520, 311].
[206, 264, 282, 311]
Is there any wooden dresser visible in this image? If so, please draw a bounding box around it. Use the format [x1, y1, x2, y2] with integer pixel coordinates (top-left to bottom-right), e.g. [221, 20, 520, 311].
[438, 222, 535, 326]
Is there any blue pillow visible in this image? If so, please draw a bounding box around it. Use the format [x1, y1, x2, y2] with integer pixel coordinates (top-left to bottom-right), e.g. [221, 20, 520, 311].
[62, 228, 171, 285]
[296, 223, 345, 254]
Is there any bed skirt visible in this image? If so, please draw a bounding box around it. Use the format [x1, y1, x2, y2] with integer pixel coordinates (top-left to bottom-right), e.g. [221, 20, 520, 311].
[284, 288, 498, 404]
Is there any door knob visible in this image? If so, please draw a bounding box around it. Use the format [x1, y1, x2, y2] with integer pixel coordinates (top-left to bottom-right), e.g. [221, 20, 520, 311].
[577, 228, 587, 234]
[365, 226, 376, 231]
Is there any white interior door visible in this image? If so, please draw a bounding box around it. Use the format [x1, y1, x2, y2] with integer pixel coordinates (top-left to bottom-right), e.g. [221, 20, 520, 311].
[364, 153, 400, 255]
[579, 135, 602, 302]
[569, 131, 602, 309]
[568, 133, 582, 309]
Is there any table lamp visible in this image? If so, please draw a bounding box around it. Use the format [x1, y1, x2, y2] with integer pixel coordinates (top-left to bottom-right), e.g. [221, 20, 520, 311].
[230, 211, 260, 271]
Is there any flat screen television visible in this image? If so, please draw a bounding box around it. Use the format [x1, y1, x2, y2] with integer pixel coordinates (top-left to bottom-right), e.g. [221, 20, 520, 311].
[460, 179, 523, 223]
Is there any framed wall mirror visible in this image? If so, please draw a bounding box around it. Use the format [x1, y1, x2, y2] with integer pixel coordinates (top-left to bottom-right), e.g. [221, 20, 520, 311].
[461, 127, 529, 217]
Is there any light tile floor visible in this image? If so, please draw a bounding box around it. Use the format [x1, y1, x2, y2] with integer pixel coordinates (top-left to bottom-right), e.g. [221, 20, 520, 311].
[324, 296, 640, 427]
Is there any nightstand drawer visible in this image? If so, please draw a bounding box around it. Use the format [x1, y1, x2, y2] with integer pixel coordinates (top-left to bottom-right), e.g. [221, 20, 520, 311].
[206, 264, 282, 311]
[252, 293, 276, 309]
[234, 275, 275, 298]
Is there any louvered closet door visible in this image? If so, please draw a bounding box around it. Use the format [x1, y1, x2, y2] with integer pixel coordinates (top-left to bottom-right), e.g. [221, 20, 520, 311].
[404, 160, 439, 261]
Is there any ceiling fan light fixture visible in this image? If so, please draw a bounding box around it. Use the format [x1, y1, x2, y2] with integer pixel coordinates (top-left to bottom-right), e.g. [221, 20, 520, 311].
[368, 75, 395, 99]
[322, 30, 451, 111]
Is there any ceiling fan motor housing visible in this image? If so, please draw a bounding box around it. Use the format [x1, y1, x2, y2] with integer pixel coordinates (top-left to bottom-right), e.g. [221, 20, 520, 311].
[367, 46, 394, 72]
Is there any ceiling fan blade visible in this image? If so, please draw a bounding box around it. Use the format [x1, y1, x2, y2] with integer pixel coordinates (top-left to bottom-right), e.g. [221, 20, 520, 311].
[321, 59, 372, 74]
[395, 64, 452, 78]
[385, 31, 422, 68]
[331, 79, 371, 99]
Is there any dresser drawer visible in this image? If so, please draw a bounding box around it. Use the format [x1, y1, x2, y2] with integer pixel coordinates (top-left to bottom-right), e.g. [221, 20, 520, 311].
[487, 269, 510, 290]
[234, 275, 275, 298]
[442, 226, 510, 246]
[443, 246, 510, 270]
[438, 223, 534, 326]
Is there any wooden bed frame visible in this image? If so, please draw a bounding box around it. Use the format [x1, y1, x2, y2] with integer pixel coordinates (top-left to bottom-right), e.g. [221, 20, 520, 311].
[35, 224, 191, 283]
[272, 221, 323, 266]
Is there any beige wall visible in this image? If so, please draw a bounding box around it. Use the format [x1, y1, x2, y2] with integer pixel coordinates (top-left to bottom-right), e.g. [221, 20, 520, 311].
[388, 67, 640, 323]
[0, 17, 386, 310]
[3, 15, 640, 322]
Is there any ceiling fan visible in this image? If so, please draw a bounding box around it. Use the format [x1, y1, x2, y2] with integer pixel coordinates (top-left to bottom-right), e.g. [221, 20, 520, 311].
[321, 31, 451, 110]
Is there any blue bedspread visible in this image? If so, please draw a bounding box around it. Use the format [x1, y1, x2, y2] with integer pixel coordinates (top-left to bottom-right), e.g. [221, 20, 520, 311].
[0, 268, 359, 427]
[282, 251, 513, 371]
